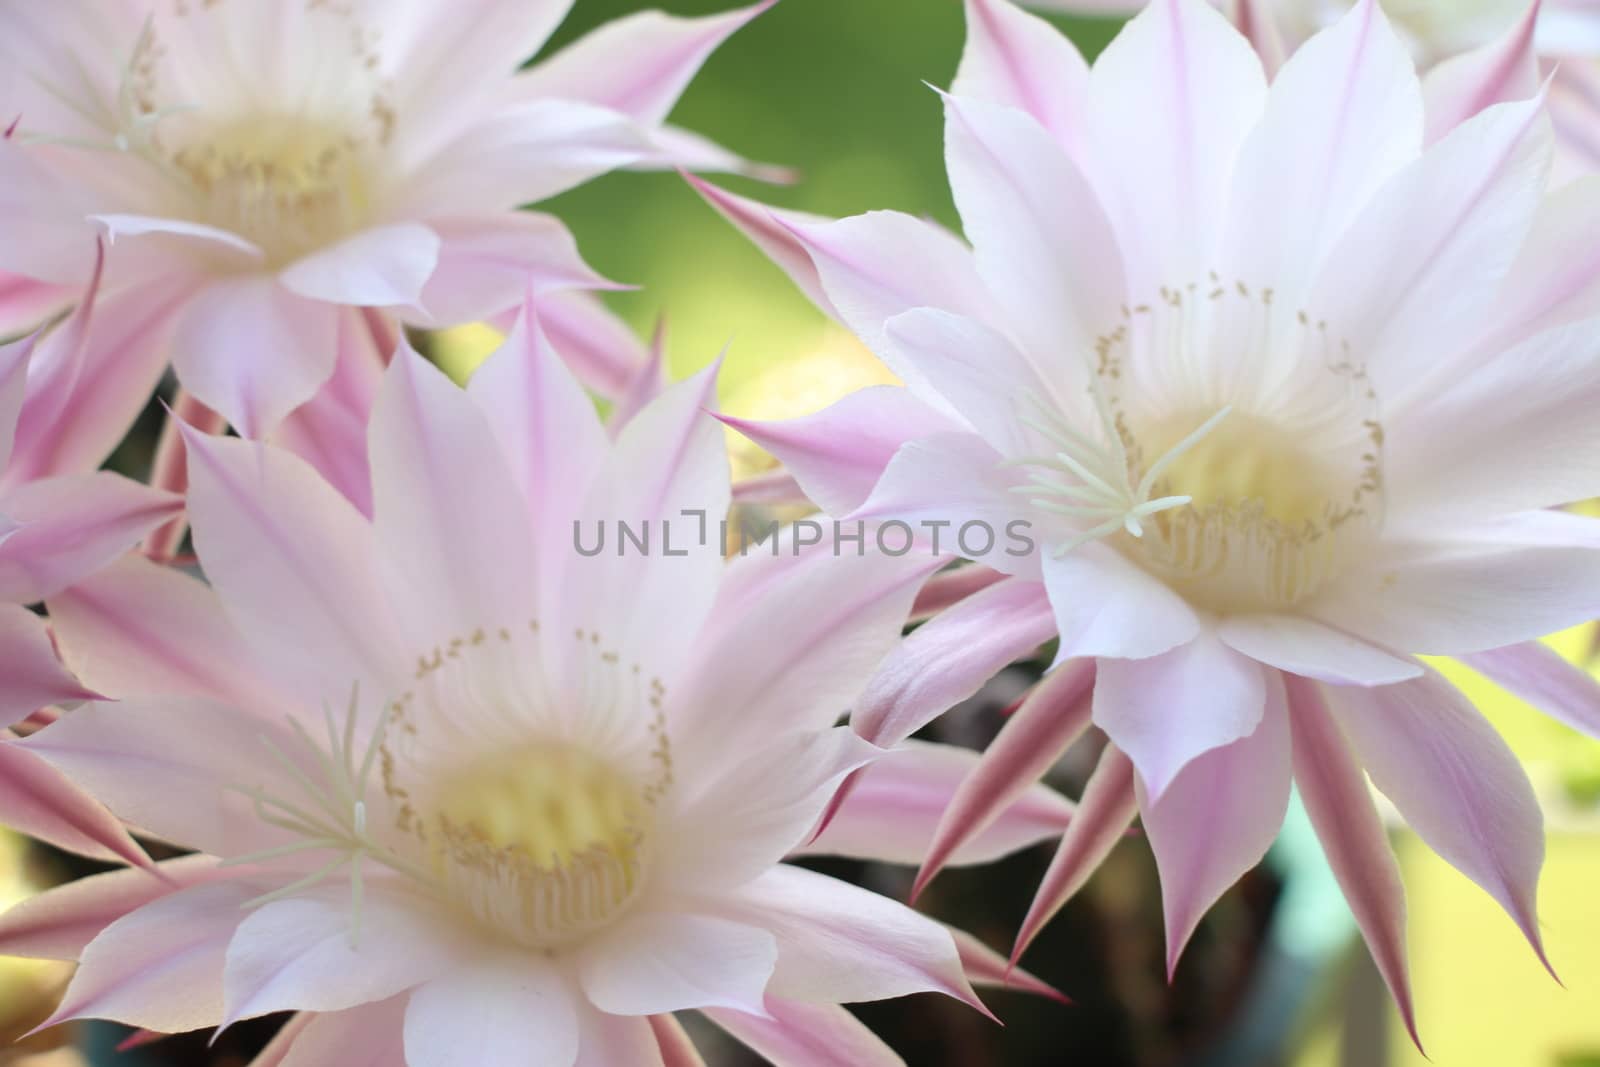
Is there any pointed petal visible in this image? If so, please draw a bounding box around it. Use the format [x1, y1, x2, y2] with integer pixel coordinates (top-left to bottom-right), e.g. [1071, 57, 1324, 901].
[684, 174, 838, 315]
[853, 576, 1057, 747]
[606, 317, 669, 436]
[41, 879, 264, 1034]
[403, 954, 579, 1067]
[1086, 0, 1268, 286]
[0, 272, 72, 340]
[368, 344, 537, 644]
[534, 288, 653, 400]
[466, 300, 608, 575]
[580, 1011, 668, 1067]
[913, 660, 1095, 897]
[943, 92, 1123, 362]
[1422, 0, 1540, 143]
[184, 428, 403, 702]
[711, 864, 984, 1009]
[1094, 630, 1266, 800]
[706, 998, 904, 1067]
[948, 925, 1069, 1005]
[171, 276, 340, 438]
[279, 224, 440, 309]
[1043, 546, 1201, 662]
[1223, 0, 1421, 304]
[720, 386, 959, 516]
[645, 1014, 701, 1067]
[515, 2, 774, 125]
[795, 738, 1075, 868]
[417, 213, 615, 327]
[0, 735, 148, 867]
[955, 0, 1090, 150]
[1318, 96, 1551, 410]
[1327, 667, 1550, 971]
[576, 909, 777, 1017]
[1461, 640, 1600, 739]
[1012, 744, 1137, 964]
[1217, 613, 1422, 686]
[0, 472, 180, 603]
[0, 602, 96, 726]
[223, 884, 461, 1026]
[0, 331, 34, 474]
[46, 553, 287, 714]
[910, 563, 1008, 622]
[0, 855, 220, 961]
[1284, 676, 1420, 1047]
[1141, 673, 1292, 976]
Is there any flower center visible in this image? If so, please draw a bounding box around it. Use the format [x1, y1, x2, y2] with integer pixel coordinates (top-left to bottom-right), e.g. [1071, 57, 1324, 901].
[1015, 277, 1385, 616]
[168, 116, 373, 265]
[426, 741, 656, 948]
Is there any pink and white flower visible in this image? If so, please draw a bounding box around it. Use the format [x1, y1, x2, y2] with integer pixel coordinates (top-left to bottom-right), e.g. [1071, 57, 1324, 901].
[0, 300, 1074, 1064]
[0, 0, 775, 439]
[1026, 0, 1600, 176]
[704, 0, 1600, 1035]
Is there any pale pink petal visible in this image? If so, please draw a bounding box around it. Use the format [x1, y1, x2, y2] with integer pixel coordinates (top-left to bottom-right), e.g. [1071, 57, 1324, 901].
[515, 2, 773, 125]
[711, 865, 982, 1009]
[0, 272, 72, 339]
[0, 735, 148, 867]
[223, 883, 461, 1026]
[396, 100, 648, 217]
[93, 214, 264, 265]
[633, 124, 794, 182]
[1141, 674, 1292, 977]
[0, 855, 220, 961]
[0, 602, 96, 726]
[1383, 323, 1600, 523]
[954, 0, 1090, 151]
[674, 542, 940, 756]
[531, 288, 653, 400]
[403, 954, 579, 1067]
[1228, 0, 1287, 76]
[268, 308, 386, 516]
[171, 275, 340, 438]
[942, 92, 1123, 362]
[948, 925, 1069, 1005]
[853, 575, 1057, 747]
[664, 727, 880, 889]
[6, 244, 103, 474]
[1012, 744, 1137, 965]
[0, 139, 101, 284]
[0, 472, 180, 603]
[576, 909, 777, 1017]
[279, 224, 440, 309]
[7, 279, 187, 481]
[0, 331, 33, 472]
[562, 363, 727, 681]
[910, 563, 1007, 623]
[248, 1013, 311, 1067]
[1308, 519, 1600, 655]
[41, 879, 265, 1034]
[1086, 0, 1268, 287]
[1094, 629, 1266, 800]
[276, 999, 408, 1067]
[46, 553, 287, 714]
[1216, 613, 1422, 686]
[912, 660, 1094, 897]
[684, 175, 838, 315]
[1222, 0, 1421, 305]
[1462, 640, 1600, 739]
[852, 433, 1034, 576]
[706, 998, 904, 1067]
[183, 428, 404, 702]
[1327, 668, 1551, 971]
[606, 318, 669, 436]
[1483, 174, 1600, 348]
[1422, 1, 1540, 143]
[1315, 96, 1550, 411]
[414, 213, 616, 327]
[795, 738, 1075, 868]
[19, 697, 311, 859]
[1284, 676, 1419, 1047]
[720, 387, 960, 516]
[466, 301, 608, 581]
[1042, 546, 1201, 662]
[784, 212, 993, 405]
[368, 344, 537, 645]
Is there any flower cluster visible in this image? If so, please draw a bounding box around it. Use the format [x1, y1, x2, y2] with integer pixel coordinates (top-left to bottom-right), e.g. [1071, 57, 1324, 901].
[2, 0, 1600, 1063]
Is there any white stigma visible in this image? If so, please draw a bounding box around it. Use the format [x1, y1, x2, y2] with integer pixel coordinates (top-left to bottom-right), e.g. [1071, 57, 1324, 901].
[1012, 381, 1233, 558]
